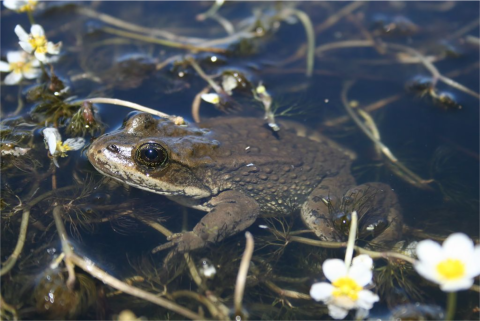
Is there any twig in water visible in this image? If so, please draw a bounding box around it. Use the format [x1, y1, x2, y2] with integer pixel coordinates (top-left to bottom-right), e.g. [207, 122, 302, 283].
[282, 8, 315, 77]
[77, 7, 209, 44]
[341, 80, 434, 190]
[386, 43, 480, 99]
[0, 209, 30, 276]
[101, 26, 227, 53]
[52, 205, 76, 289]
[0, 295, 18, 321]
[234, 231, 254, 318]
[192, 86, 211, 123]
[68, 253, 202, 320]
[263, 280, 311, 300]
[73, 98, 185, 124]
[315, 1, 364, 34]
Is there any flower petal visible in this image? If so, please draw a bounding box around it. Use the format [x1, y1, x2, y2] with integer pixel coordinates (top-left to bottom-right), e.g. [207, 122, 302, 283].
[415, 239, 443, 263]
[23, 67, 41, 79]
[43, 128, 61, 155]
[30, 24, 44, 37]
[323, 259, 347, 282]
[46, 42, 61, 55]
[34, 51, 46, 62]
[414, 261, 439, 284]
[4, 71, 22, 85]
[0, 61, 12, 72]
[443, 233, 474, 261]
[440, 277, 474, 292]
[466, 246, 480, 278]
[352, 255, 373, 270]
[63, 138, 85, 151]
[310, 282, 334, 302]
[30, 57, 41, 67]
[201, 93, 220, 104]
[18, 41, 33, 53]
[327, 304, 349, 320]
[14, 25, 29, 42]
[7, 51, 26, 63]
[356, 290, 379, 309]
[348, 264, 372, 287]
[3, 0, 22, 10]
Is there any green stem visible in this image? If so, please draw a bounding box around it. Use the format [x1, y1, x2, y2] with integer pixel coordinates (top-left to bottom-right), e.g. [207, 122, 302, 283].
[26, 10, 35, 25]
[344, 210, 358, 268]
[445, 291, 457, 320]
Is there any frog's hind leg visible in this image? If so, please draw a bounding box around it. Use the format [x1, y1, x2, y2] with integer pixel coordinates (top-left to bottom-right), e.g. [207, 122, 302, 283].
[166, 191, 260, 252]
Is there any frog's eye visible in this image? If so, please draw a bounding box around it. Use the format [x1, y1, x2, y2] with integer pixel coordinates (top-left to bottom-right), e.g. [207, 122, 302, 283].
[332, 212, 351, 236]
[135, 143, 168, 168]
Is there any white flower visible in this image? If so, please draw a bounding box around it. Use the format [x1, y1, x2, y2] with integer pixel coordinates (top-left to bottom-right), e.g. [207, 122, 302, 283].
[310, 254, 379, 320]
[201, 93, 220, 105]
[0, 51, 40, 85]
[222, 74, 238, 94]
[43, 127, 85, 166]
[198, 258, 216, 279]
[415, 233, 480, 292]
[3, 0, 37, 12]
[15, 24, 62, 62]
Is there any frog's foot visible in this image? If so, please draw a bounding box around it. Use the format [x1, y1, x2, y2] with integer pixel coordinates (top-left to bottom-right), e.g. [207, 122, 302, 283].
[163, 232, 207, 252]
[302, 178, 403, 246]
[346, 182, 403, 247]
[160, 191, 260, 253]
[301, 175, 355, 242]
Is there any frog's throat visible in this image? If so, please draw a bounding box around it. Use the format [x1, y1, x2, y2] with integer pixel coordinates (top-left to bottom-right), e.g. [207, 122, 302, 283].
[93, 166, 211, 199]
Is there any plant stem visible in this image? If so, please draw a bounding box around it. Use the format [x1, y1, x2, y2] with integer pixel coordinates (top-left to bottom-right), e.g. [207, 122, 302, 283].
[289, 9, 315, 77]
[234, 231, 254, 317]
[344, 211, 358, 268]
[445, 291, 457, 320]
[26, 10, 35, 25]
[102, 26, 227, 53]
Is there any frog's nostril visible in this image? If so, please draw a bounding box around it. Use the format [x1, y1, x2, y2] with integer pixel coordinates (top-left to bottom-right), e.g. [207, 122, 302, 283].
[107, 144, 120, 153]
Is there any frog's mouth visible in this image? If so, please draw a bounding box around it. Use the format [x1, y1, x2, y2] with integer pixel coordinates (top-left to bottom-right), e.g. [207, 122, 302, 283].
[87, 138, 212, 199]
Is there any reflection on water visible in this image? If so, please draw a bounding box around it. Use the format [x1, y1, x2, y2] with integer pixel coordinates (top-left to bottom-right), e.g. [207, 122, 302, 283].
[1, 1, 479, 320]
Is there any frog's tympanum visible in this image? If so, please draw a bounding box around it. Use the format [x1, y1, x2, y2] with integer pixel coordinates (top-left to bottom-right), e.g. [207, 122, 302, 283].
[88, 114, 403, 252]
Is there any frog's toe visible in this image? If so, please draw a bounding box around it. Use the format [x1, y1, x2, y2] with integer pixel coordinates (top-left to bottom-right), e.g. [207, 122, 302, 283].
[169, 231, 207, 253]
[152, 232, 206, 254]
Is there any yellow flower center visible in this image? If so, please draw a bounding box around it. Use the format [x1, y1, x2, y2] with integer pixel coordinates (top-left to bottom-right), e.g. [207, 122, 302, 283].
[9, 58, 34, 75]
[29, 35, 47, 52]
[332, 277, 362, 301]
[436, 259, 465, 280]
[19, 0, 37, 12]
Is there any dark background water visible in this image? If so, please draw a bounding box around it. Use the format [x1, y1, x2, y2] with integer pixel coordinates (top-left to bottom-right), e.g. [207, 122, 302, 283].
[1, 1, 479, 320]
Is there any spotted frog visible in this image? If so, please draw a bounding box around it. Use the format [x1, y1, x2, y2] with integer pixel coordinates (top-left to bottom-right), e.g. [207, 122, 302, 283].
[88, 114, 403, 251]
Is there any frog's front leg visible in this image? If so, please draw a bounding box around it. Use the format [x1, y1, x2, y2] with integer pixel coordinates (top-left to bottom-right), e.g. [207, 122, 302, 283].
[167, 190, 260, 252]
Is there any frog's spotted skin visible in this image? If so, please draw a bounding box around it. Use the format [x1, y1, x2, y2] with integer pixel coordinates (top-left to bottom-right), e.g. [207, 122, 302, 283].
[88, 113, 403, 251]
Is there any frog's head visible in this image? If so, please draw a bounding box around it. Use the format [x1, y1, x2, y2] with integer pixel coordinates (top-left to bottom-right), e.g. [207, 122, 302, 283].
[87, 113, 217, 199]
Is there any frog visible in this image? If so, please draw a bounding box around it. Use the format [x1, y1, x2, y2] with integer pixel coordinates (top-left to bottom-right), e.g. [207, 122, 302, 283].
[87, 113, 403, 252]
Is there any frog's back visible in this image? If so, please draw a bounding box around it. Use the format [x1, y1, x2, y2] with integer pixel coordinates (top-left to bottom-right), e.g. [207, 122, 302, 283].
[197, 117, 352, 214]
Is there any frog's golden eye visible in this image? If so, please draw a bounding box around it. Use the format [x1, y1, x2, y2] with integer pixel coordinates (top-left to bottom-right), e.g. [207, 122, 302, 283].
[135, 143, 168, 168]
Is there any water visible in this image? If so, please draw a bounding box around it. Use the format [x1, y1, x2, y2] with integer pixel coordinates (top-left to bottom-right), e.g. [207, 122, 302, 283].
[1, 2, 479, 320]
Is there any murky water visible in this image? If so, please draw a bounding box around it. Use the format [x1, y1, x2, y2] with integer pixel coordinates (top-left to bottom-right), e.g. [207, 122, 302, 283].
[1, 2, 479, 320]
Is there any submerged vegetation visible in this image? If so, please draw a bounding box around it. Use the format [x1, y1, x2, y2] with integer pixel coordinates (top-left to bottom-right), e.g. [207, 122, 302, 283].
[1, 1, 479, 320]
